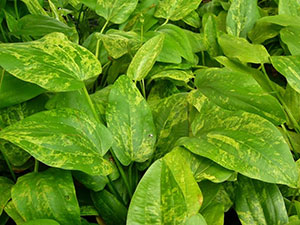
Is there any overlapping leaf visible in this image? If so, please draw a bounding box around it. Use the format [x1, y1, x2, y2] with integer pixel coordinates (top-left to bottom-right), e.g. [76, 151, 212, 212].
[0, 32, 102, 92]
[0, 108, 113, 176]
[280, 26, 300, 55]
[0, 177, 13, 216]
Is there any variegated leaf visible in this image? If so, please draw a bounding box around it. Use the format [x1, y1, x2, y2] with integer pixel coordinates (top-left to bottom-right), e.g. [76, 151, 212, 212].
[279, 0, 300, 16]
[21, 0, 48, 15]
[280, 26, 300, 55]
[11, 169, 81, 225]
[127, 34, 164, 81]
[177, 91, 298, 187]
[154, 0, 202, 21]
[226, 0, 260, 37]
[0, 108, 113, 176]
[148, 70, 194, 85]
[106, 75, 156, 166]
[127, 150, 202, 224]
[235, 175, 288, 225]
[271, 56, 300, 94]
[0, 32, 102, 92]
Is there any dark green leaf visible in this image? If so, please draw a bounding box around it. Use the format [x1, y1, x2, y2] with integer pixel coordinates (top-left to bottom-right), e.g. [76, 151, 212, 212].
[0, 177, 13, 216]
[202, 203, 224, 225]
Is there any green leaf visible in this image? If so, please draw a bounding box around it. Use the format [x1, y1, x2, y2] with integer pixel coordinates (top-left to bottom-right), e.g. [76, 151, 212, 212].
[127, 150, 202, 224]
[280, 26, 300, 55]
[13, 14, 76, 38]
[154, 0, 202, 21]
[73, 171, 108, 192]
[201, 204, 224, 225]
[0, 32, 102, 92]
[23, 219, 60, 225]
[11, 169, 81, 225]
[157, 24, 195, 64]
[106, 75, 156, 166]
[203, 13, 221, 57]
[174, 147, 234, 183]
[149, 93, 189, 158]
[182, 11, 201, 28]
[248, 15, 300, 44]
[82, 0, 138, 24]
[177, 91, 298, 187]
[21, 0, 48, 15]
[284, 85, 300, 127]
[148, 70, 194, 86]
[91, 190, 127, 225]
[226, 0, 260, 37]
[235, 175, 288, 225]
[0, 177, 13, 216]
[271, 56, 300, 94]
[279, 0, 300, 16]
[185, 214, 207, 225]
[0, 71, 44, 109]
[195, 68, 286, 125]
[0, 108, 113, 176]
[127, 34, 164, 81]
[218, 33, 270, 64]
[4, 201, 25, 225]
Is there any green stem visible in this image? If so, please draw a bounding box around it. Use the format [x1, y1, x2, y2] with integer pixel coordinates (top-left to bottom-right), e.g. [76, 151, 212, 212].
[281, 124, 300, 159]
[82, 86, 99, 122]
[161, 18, 169, 26]
[95, 39, 100, 59]
[34, 159, 39, 173]
[261, 64, 300, 133]
[111, 151, 133, 198]
[14, 0, 19, 19]
[107, 176, 126, 206]
[0, 23, 8, 43]
[140, 79, 146, 98]
[201, 51, 205, 66]
[0, 69, 5, 90]
[288, 189, 299, 215]
[100, 20, 109, 34]
[128, 163, 133, 190]
[1, 150, 16, 181]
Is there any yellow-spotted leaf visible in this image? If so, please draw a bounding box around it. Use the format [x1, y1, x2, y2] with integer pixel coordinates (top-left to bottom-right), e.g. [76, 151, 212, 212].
[127, 150, 202, 225]
[127, 34, 164, 81]
[226, 0, 260, 37]
[177, 91, 299, 187]
[271, 56, 300, 94]
[11, 169, 81, 225]
[195, 68, 285, 125]
[106, 75, 156, 166]
[235, 175, 288, 225]
[0, 108, 113, 176]
[218, 34, 270, 64]
[0, 177, 14, 216]
[154, 0, 202, 21]
[0, 32, 102, 92]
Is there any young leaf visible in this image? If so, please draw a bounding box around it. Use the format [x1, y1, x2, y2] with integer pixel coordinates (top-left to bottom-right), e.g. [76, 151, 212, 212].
[127, 34, 164, 81]
[0, 108, 113, 176]
[177, 91, 299, 187]
[154, 0, 202, 21]
[0, 177, 13, 216]
[235, 175, 288, 225]
[127, 150, 202, 224]
[195, 68, 286, 125]
[106, 75, 156, 166]
[11, 169, 81, 225]
[271, 56, 300, 94]
[226, 0, 260, 37]
[280, 26, 300, 55]
[218, 33, 270, 64]
[278, 0, 300, 16]
[0, 32, 102, 92]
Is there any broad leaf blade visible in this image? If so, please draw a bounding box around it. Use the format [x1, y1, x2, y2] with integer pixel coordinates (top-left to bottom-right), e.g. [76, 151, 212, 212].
[218, 33, 270, 64]
[177, 91, 298, 187]
[0, 108, 113, 176]
[106, 75, 156, 166]
[127, 34, 164, 81]
[271, 56, 300, 94]
[11, 169, 81, 225]
[127, 150, 202, 224]
[226, 0, 260, 37]
[0, 32, 102, 92]
[23, 219, 60, 225]
[279, 0, 300, 16]
[280, 26, 300, 55]
[235, 175, 288, 225]
[0, 177, 13, 216]
[154, 0, 202, 21]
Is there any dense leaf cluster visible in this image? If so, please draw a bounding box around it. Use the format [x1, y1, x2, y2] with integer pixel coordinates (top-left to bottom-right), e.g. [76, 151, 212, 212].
[0, 0, 300, 224]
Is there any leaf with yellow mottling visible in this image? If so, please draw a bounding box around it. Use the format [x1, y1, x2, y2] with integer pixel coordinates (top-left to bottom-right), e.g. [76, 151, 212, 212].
[0, 108, 113, 176]
[271, 56, 300, 94]
[106, 75, 156, 166]
[0, 32, 102, 92]
[177, 90, 298, 187]
[127, 149, 202, 225]
[235, 175, 288, 225]
[11, 169, 81, 225]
